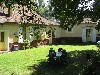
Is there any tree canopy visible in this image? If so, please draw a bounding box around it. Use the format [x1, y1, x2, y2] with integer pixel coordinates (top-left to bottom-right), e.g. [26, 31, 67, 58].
[36, 0, 53, 19]
[1, 0, 37, 10]
[50, 0, 100, 30]
[92, 0, 100, 30]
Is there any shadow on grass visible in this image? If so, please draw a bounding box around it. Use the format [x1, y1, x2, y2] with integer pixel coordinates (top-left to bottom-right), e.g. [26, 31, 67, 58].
[28, 50, 100, 75]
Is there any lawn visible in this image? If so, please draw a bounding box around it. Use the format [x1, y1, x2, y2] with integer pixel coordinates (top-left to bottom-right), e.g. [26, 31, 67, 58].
[0, 44, 100, 75]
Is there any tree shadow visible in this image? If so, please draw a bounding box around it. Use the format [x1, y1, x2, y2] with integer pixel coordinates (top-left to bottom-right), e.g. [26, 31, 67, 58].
[28, 59, 69, 75]
[28, 50, 100, 75]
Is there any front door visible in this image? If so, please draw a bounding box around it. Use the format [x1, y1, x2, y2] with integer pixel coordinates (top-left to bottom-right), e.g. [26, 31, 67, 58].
[0, 31, 9, 51]
[82, 27, 96, 43]
[0, 32, 5, 50]
[86, 29, 92, 42]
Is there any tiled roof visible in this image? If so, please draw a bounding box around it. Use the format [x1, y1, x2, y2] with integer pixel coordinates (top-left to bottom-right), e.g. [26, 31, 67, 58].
[0, 4, 59, 25]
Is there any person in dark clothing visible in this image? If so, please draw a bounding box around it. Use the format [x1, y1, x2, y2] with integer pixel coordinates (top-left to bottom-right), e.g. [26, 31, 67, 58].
[48, 48, 56, 62]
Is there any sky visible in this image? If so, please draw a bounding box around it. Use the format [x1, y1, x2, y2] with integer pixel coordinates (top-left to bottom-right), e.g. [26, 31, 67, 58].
[36, 0, 49, 6]
[39, 0, 94, 8]
[79, 0, 95, 10]
[44, 0, 49, 6]
[44, 0, 48, 3]
[43, 0, 95, 9]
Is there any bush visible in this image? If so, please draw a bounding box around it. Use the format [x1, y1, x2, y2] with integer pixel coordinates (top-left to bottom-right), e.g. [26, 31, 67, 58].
[97, 41, 100, 49]
[23, 39, 30, 49]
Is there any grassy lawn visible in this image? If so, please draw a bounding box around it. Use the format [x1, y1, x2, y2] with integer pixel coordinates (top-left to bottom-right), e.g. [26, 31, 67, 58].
[0, 44, 100, 75]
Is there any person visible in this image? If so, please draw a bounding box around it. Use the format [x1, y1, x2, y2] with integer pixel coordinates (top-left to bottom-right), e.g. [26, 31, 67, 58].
[58, 48, 63, 52]
[48, 48, 56, 62]
[60, 49, 69, 64]
[49, 48, 55, 56]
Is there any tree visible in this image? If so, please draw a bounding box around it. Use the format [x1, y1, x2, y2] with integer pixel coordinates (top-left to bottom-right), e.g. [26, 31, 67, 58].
[36, 0, 53, 19]
[50, 0, 100, 30]
[36, 0, 45, 16]
[91, 0, 100, 30]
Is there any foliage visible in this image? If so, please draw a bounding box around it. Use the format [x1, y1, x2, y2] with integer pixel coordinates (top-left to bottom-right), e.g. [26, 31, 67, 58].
[97, 41, 100, 49]
[50, 0, 83, 29]
[23, 39, 30, 49]
[50, 0, 100, 30]
[91, 0, 100, 21]
[91, 0, 100, 31]
[32, 25, 56, 41]
[32, 25, 46, 40]
[36, 0, 53, 19]
[47, 27, 56, 37]
[33, 31, 42, 40]
[13, 32, 18, 38]
[1, 0, 37, 8]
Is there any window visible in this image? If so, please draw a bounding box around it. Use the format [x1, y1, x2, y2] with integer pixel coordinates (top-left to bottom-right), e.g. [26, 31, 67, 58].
[1, 32, 4, 42]
[67, 28, 73, 32]
[47, 30, 55, 37]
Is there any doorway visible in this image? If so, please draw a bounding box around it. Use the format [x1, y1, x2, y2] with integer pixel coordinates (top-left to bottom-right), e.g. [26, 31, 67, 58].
[86, 29, 92, 42]
[82, 27, 96, 43]
[0, 30, 9, 51]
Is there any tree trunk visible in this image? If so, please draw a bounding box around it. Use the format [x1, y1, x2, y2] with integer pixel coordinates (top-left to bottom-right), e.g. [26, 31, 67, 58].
[8, 7, 12, 17]
[22, 5, 27, 49]
[23, 25, 26, 40]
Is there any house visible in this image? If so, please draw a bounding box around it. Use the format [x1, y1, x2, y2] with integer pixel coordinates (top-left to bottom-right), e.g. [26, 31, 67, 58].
[52, 18, 100, 44]
[0, 4, 100, 51]
[31, 18, 100, 44]
[0, 4, 58, 51]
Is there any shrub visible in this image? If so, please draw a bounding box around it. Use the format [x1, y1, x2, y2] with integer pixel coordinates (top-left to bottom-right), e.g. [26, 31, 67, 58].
[23, 39, 30, 49]
[97, 41, 100, 49]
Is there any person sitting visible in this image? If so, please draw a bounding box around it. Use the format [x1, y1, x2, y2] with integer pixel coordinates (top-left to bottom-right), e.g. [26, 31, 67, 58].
[61, 49, 67, 57]
[49, 48, 55, 56]
[58, 48, 63, 52]
[48, 48, 56, 62]
[60, 49, 68, 61]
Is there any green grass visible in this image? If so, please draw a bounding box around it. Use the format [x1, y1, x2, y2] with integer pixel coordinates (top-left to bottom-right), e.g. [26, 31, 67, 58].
[0, 44, 99, 75]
